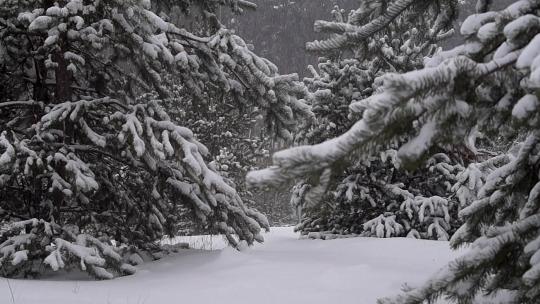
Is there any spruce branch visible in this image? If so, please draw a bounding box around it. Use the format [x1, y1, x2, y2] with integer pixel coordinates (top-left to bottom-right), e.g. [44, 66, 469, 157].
[306, 0, 416, 51]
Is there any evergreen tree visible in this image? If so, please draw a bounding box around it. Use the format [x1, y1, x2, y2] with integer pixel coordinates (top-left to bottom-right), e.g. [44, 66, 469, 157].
[162, 82, 274, 232]
[289, 4, 463, 240]
[249, 0, 540, 302]
[0, 0, 310, 279]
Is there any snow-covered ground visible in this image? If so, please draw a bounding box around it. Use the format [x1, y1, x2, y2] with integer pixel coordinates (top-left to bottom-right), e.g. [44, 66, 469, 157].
[1, 227, 466, 304]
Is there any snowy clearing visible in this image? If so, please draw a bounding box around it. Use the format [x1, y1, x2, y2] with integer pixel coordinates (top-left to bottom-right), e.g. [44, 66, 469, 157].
[2, 227, 467, 304]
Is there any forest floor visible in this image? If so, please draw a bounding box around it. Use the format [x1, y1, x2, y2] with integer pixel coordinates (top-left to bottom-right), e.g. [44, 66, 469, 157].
[0, 227, 500, 304]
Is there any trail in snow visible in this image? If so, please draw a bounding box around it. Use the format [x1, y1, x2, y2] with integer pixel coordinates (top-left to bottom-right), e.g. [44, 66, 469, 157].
[1, 227, 465, 304]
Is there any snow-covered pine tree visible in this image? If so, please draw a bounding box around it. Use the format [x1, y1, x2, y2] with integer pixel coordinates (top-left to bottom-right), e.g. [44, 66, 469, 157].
[0, 0, 310, 279]
[249, 0, 540, 302]
[162, 82, 273, 233]
[289, 4, 463, 240]
[295, 151, 465, 241]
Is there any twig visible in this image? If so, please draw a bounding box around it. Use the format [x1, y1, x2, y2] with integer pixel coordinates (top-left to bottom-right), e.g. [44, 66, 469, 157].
[47, 143, 144, 168]
[0, 101, 43, 109]
[22, 77, 97, 93]
[2, 270, 15, 303]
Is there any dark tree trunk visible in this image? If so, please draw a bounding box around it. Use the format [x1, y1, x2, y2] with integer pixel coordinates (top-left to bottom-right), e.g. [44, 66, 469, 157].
[52, 31, 73, 221]
[54, 36, 72, 102]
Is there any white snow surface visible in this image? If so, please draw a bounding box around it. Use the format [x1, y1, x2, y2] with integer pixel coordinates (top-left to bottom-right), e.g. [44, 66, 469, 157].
[2, 227, 469, 304]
